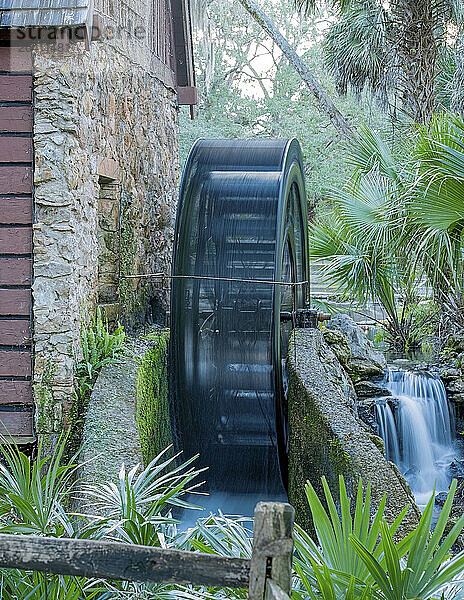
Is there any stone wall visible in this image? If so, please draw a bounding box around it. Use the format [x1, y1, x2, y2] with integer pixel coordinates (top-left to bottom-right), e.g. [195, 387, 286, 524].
[288, 327, 421, 536]
[31, 9, 179, 448]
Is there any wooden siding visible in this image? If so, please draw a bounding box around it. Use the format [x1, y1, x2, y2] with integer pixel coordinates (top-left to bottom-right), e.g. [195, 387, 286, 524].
[0, 45, 34, 440]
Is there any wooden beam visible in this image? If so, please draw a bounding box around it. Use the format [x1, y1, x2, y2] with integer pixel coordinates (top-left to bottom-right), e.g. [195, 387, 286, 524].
[0, 289, 31, 316]
[0, 227, 32, 254]
[0, 167, 32, 195]
[0, 258, 31, 285]
[0, 106, 33, 133]
[0, 197, 32, 225]
[0, 380, 32, 405]
[0, 350, 31, 377]
[0, 47, 32, 73]
[0, 137, 33, 163]
[0, 319, 31, 346]
[249, 503, 294, 600]
[177, 86, 197, 105]
[0, 535, 251, 588]
[97, 157, 120, 182]
[170, 0, 195, 88]
[0, 409, 33, 437]
[0, 75, 32, 102]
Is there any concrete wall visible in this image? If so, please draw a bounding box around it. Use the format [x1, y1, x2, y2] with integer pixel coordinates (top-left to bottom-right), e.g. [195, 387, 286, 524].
[31, 1, 179, 447]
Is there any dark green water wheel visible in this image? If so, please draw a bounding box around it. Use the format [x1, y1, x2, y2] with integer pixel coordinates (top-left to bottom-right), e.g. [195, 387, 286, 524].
[170, 139, 309, 501]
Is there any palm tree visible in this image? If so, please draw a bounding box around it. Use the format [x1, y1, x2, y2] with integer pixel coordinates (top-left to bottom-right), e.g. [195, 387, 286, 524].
[297, 0, 463, 123]
[323, 0, 391, 106]
[309, 115, 464, 348]
[407, 114, 464, 327]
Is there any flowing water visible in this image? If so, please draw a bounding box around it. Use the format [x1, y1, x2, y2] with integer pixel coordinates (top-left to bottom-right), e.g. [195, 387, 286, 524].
[375, 367, 458, 506]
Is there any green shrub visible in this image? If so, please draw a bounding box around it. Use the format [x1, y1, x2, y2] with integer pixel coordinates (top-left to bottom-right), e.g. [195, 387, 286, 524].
[69, 307, 125, 457]
[0, 440, 203, 599]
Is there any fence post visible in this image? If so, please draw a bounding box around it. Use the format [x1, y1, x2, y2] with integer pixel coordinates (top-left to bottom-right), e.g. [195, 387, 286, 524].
[249, 502, 295, 600]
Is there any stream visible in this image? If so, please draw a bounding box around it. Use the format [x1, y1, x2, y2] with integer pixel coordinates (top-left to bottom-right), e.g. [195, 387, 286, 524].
[375, 367, 461, 507]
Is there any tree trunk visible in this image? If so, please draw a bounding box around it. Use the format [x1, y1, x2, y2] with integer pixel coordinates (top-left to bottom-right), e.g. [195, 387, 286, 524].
[237, 0, 354, 139]
[389, 0, 438, 123]
[452, 33, 464, 115]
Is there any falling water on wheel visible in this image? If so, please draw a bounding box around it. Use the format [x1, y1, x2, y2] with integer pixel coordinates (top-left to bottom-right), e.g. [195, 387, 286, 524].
[170, 139, 309, 517]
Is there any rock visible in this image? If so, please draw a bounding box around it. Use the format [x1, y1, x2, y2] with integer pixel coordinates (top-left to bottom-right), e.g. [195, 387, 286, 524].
[454, 332, 464, 353]
[435, 491, 448, 507]
[447, 460, 464, 479]
[449, 393, 464, 403]
[357, 399, 377, 432]
[440, 367, 462, 381]
[326, 314, 387, 379]
[355, 380, 391, 398]
[288, 328, 420, 537]
[78, 348, 143, 512]
[446, 379, 464, 394]
[370, 434, 386, 456]
[322, 328, 351, 368]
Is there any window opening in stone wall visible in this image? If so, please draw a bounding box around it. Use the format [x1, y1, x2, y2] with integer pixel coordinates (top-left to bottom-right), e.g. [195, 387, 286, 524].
[97, 180, 122, 329]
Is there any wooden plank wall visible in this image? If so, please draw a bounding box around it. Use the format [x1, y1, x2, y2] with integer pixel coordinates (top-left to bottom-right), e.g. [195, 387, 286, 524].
[0, 45, 34, 442]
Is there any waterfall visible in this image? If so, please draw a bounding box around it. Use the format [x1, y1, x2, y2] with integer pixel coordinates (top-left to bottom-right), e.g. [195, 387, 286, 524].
[375, 368, 457, 505]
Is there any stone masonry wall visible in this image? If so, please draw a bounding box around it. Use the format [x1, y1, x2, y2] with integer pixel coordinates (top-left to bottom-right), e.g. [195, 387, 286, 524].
[32, 14, 179, 448]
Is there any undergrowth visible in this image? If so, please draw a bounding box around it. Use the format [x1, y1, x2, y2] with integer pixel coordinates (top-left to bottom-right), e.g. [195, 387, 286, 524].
[67, 307, 125, 458]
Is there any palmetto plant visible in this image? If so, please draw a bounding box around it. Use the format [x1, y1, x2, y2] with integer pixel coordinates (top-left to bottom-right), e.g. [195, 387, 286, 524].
[0, 436, 78, 537]
[295, 477, 410, 588]
[351, 479, 464, 600]
[407, 114, 464, 327]
[0, 440, 204, 600]
[310, 115, 464, 349]
[1, 440, 464, 600]
[296, 0, 463, 123]
[81, 446, 206, 547]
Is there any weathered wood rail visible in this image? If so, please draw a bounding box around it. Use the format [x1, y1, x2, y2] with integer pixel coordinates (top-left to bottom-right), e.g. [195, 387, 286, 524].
[0, 502, 294, 600]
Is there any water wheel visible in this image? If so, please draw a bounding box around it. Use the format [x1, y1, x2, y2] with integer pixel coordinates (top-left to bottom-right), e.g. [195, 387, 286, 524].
[170, 139, 309, 502]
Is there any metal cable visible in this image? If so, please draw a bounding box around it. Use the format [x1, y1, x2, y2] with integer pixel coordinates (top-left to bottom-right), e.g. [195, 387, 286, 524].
[121, 272, 308, 287]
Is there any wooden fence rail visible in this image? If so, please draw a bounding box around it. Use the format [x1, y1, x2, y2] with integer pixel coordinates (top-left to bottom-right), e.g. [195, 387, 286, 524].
[0, 502, 294, 600]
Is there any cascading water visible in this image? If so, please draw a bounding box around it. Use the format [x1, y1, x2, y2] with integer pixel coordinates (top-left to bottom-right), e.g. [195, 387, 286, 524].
[376, 367, 458, 506]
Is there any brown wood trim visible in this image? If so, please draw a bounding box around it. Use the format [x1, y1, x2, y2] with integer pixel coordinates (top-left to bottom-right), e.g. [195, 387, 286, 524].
[0, 350, 32, 377]
[0, 138, 33, 163]
[0, 47, 32, 73]
[0, 320, 31, 346]
[0, 258, 31, 286]
[170, 0, 195, 88]
[0, 289, 31, 316]
[0, 75, 32, 102]
[0, 197, 32, 225]
[0, 167, 32, 195]
[0, 228, 32, 254]
[0, 380, 32, 405]
[0, 107, 33, 133]
[0, 409, 33, 437]
[177, 86, 197, 105]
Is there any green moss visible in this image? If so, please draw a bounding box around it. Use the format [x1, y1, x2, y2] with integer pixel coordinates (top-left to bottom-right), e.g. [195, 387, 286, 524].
[136, 332, 172, 466]
[119, 208, 140, 319]
[287, 339, 354, 532]
[34, 358, 58, 447]
[329, 438, 351, 477]
[370, 434, 386, 455]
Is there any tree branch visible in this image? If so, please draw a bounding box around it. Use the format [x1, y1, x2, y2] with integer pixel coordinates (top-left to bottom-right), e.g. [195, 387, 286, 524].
[236, 0, 354, 139]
